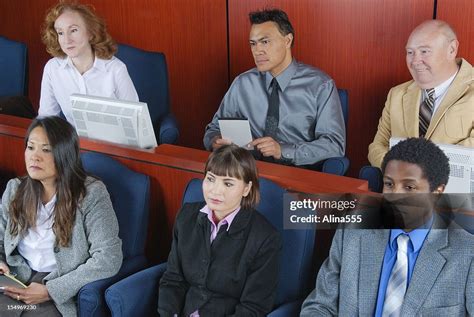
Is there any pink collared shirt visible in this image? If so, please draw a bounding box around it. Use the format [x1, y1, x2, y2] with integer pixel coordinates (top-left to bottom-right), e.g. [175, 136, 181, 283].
[199, 205, 241, 243]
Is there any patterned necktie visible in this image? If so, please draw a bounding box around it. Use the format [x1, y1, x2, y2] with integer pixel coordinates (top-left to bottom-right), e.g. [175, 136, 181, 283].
[382, 234, 409, 317]
[264, 78, 280, 139]
[419, 88, 435, 137]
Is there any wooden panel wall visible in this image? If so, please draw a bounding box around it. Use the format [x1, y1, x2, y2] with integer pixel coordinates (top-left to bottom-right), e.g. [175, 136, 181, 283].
[437, 0, 474, 62]
[0, 1, 52, 104]
[228, 0, 434, 175]
[1, 0, 472, 176]
[0, 0, 229, 149]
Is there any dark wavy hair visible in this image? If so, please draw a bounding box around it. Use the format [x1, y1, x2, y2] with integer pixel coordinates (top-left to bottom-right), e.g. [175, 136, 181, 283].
[204, 144, 260, 210]
[42, 1, 116, 59]
[9, 116, 87, 247]
[249, 8, 295, 47]
[381, 138, 450, 191]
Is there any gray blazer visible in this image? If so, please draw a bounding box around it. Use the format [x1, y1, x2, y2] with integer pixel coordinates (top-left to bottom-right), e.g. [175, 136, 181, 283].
[300, 226, 474, 316]
[0, 177, 123, 317]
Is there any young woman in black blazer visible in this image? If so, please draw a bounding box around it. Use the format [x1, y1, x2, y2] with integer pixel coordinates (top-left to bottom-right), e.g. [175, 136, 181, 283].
[158, 144, 282, 317]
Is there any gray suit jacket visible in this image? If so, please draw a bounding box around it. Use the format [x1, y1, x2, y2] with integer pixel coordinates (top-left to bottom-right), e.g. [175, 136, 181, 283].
[0, 177, 123, 317]
[300, 226, 474, 316]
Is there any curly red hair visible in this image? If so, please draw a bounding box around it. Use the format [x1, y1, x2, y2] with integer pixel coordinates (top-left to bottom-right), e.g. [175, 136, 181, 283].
[42, 1, 116, 59]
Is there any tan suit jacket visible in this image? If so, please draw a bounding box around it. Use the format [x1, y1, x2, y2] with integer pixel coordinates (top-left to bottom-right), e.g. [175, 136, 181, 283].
[368, 58, 474, 167]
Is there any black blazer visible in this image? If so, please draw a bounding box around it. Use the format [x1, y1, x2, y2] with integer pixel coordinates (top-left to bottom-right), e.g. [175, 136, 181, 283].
[158, 202, 282, 317]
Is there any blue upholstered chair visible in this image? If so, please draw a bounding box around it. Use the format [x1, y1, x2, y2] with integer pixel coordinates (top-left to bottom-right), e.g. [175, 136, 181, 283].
[105, 178, 316, 317]
[78, 152, 150, 317]
[359, 165, 384, 192]
[0, 36, 28, 97]
[115, 44, 179, 144]
[320, 88, 350, 175]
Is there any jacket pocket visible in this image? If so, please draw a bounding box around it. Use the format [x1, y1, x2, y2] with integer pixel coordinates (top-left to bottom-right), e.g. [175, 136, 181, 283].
[420, 304, 463, 316]
[443, 103, 473, 139]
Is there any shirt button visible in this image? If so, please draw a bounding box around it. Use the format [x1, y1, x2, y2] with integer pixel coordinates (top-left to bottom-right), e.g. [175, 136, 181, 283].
[54, 247, 60, 253]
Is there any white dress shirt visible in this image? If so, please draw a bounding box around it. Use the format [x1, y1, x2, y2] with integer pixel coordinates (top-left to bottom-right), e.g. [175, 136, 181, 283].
[17, 195, 58, 272]
[423, 70, 458, 115]
[39, 56, 139, 124]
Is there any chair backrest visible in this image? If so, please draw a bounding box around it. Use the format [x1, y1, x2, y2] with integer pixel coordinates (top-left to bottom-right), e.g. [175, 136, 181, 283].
[81, 152, 150, 259]
[337, 88, 348, 130]
[182, 177, 316, 307]
[0, 36, 28, 97]
[115, 44, 170, 127]
[359, 165, 383, 192]
[319, 89, 350, 175]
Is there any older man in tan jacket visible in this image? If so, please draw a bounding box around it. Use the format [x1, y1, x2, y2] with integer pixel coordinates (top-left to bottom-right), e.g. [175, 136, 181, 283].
[368, 20, 473, 168]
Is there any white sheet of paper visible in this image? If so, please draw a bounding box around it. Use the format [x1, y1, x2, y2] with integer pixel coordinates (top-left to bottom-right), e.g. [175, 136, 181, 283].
[389, 137, 404, 148]
[218, 119, 253, 149]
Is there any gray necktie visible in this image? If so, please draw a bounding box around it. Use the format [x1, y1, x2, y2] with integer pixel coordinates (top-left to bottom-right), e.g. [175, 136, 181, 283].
[382, 234, 409, 317]
[264, 78, 280, 139]
[419, 88, 435, 137]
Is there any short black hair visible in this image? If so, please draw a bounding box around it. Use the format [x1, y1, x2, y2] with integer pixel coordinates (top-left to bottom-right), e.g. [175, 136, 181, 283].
[249, 9, 295, 47]
[381, 138, 450, 191]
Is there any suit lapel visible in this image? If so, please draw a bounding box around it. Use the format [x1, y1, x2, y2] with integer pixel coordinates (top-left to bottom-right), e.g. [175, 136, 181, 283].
[5, 226, 20, 257]
[426, 60, 470, 138]
[359, 229, 389, 315]
[227, 208, 252, 238]
[402, 83, 421, 137]
[401, 228, 448, 315]
[197, 211, 212, 255]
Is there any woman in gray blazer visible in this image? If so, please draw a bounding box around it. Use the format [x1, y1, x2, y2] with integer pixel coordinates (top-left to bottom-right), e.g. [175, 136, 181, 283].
[0, 116, 122, 316]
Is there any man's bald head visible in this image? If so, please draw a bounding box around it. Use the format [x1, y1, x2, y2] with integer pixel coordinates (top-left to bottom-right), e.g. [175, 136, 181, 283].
[410, 20, 457, 44]
[406, 20, 459, 89]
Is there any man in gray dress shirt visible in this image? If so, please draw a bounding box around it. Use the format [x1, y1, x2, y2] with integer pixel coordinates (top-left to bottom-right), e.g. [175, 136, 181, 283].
[203, 9, 345, 167]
